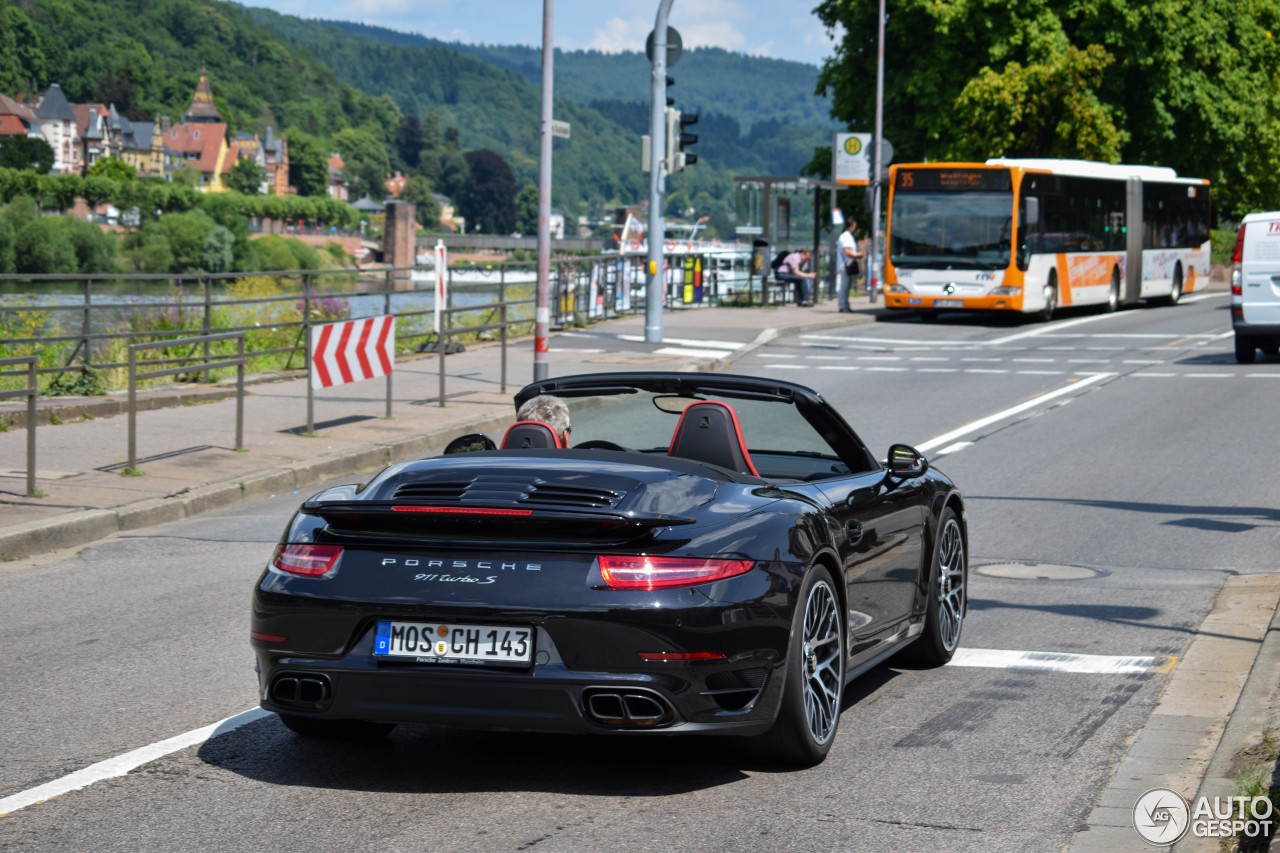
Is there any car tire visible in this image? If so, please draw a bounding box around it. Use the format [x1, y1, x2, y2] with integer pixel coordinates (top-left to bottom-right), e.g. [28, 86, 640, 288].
[758, 566, 844, 766]
[1236, 334, 1258, 365]
[278, 713, 396, 741]
[900, 508, 966, 666]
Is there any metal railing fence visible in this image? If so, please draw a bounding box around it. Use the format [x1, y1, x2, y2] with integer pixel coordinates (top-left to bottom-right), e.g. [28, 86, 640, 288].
[0, 356, 37, 495]
[0, 250, 767, 395]
[127, 333, 246, 472]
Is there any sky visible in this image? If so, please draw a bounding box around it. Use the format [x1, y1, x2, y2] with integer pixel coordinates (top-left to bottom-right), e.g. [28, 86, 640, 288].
[245, 0, 840, 67]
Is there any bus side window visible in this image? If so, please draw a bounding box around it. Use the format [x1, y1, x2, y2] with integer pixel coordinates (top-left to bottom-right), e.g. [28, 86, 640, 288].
[1017, 195, 1040, 270]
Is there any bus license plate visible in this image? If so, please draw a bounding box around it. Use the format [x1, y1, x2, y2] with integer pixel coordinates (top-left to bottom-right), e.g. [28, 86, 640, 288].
[933, 298, 964, 308]
[375, 621, 533, 664]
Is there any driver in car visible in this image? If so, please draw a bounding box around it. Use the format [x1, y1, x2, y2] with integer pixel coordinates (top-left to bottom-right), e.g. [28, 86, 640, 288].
[516, 395, 572, 448]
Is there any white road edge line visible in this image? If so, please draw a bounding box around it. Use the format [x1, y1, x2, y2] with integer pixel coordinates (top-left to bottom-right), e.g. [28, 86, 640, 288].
[949, 648, 1161, 675]
[916, 373, 1115, 453]
[0, 707, 268, 818]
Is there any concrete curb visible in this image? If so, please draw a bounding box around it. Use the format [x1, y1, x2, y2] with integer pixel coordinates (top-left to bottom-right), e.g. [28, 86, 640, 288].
[2, 312, 880, 559]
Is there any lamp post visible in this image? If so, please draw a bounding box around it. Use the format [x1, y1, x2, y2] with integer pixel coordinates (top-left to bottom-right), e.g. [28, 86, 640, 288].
[646, 0, 676, 343]
[533, 0, 555, 380]
[869, 0, 886, 303]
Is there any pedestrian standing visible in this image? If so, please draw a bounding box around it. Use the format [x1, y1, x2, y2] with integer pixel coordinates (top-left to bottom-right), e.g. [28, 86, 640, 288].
[837, 219, 864, 313]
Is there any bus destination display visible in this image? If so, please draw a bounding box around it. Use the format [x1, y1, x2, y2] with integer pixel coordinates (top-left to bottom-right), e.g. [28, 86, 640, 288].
[896, 168, 1012, 193]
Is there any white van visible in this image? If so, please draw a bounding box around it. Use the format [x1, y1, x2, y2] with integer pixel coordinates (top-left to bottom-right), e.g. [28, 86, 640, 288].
[1232, 212, 1280, 363]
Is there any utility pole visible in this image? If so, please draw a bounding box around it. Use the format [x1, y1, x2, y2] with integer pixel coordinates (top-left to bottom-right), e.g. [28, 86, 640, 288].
[869, 0, 886, 303]
[533, 0, 554, 380]
[646, 0, 675, 343]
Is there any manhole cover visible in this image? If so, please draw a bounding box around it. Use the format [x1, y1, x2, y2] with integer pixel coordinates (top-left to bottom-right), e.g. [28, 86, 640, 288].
[974, 562, 1106, 580]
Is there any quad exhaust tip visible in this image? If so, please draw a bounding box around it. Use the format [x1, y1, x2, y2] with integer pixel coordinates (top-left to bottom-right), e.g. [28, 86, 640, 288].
[583, 688, 675, 728]
[270, 673, 332, 710]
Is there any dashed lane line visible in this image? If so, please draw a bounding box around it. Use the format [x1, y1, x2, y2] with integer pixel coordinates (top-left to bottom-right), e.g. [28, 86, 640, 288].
[949, 648, 1172, 675]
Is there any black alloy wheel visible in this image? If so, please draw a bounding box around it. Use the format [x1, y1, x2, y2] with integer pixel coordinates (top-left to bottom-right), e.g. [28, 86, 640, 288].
[901, 507, 966, 666]
[758, 566, 844, 765]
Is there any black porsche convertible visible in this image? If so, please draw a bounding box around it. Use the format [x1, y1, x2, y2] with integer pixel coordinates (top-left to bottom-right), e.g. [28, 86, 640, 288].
[251, 372, 967, 765]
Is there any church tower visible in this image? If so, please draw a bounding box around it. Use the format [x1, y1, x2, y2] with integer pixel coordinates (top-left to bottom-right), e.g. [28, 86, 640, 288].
[183, 64, 222, 124]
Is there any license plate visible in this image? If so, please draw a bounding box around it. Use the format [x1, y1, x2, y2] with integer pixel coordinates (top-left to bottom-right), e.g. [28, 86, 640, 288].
[933, 298, 965, 308]
[374, 621, 533, 664]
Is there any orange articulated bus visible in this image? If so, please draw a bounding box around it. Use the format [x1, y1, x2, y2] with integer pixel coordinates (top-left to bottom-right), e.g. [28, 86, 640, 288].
[883, 159, 1211, 321]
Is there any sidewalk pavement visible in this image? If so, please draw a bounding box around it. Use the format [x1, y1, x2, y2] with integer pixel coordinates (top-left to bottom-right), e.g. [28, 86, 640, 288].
[4, 286, 1278, 853]
[0, 292, 886, 561]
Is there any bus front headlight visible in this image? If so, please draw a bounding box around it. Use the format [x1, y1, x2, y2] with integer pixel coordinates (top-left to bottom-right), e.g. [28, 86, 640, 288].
[989, 286, 1021, 296]
[886, 283, 909, 293]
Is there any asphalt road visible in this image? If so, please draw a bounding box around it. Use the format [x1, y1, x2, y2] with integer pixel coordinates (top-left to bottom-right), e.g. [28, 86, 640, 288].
[2, 293, 1277, 852]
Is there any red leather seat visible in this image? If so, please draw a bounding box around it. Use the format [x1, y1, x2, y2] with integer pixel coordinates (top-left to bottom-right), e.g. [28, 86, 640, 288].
[667, 401, 759, 476]
[500, 420, 563, 449]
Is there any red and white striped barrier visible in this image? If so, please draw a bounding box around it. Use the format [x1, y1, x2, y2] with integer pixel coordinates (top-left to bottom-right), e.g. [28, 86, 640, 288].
[309, 316, 396, 390]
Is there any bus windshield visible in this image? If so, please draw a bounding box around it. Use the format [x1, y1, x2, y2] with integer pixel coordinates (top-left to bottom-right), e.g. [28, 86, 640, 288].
[890, 169, 1014, 270]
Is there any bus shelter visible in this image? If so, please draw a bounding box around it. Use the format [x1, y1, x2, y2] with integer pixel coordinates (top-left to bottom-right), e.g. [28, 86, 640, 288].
[734, 176, 841, 301]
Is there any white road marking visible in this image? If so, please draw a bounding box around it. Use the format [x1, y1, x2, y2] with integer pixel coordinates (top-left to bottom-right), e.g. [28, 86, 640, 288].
[766, 353, 798, 358]
[857, 356, 902, 361]
[1012, 358, 1055, 363]
[961, 357, 1002, 362]
[917, 373, 1114, 453]
[1247, 374, 1280, 378]
[919, 368, 960, 373]
[801, 334, 983, 347]
[549, 348, 605, 353]
[0, 707, 269, 817]
[1017, 370, 1064, 375]
[935, 442, 973, 456]
[987, 312, 1136, 346]
[817, 365, 861, 371]
[1069, 359, 1112, 363]
[1038, 346, 1078, 351]
[618, 334, 741, 350]
[911, 357, 950, 362]
[762, 364, 807, 369]
[866, 366, 909, 372]
[1181, 292, 1228, 304]
[1185, 372, 1234, 378]
[653, 347, 735, 358]
[965, 369, 1008, 374]
[805, 355, 848, 360]
[1123, 360, 1165, 364]
[949, 648, 1163, 675]
[1131, 373, 1176, 377]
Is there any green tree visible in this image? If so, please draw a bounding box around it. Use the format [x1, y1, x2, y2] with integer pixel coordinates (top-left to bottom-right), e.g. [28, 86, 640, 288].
[0, 137, 55, 174]
[0, 217, 15, 274]
[813, 0, 1280, 216]
[333, 127, 390, 200]
[80, 176, 115, 212]
[43, 173, 83, 212]
[0, 8, 46, 95]
[514, 183, 538, 235]
[87, 156, 137, 182]
[226, 156, 265, 195]
[399, 174, 441, 228]
[459, 149, 517, 234]
[286, 130, 330, 198]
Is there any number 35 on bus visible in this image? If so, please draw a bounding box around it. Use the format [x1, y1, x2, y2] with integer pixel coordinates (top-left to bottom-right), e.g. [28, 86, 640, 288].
[883, 159, 1210, 321]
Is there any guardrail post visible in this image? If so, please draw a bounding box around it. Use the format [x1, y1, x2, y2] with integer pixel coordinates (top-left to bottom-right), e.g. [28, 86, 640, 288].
[81, 278, 92, 369]
[201, 276, 212, 378]
[384, 282, 393, 419]
[236, 334, 245, 451]
[438, 312, 447, 408]
[500, 303, 508, 394]
[305, 324, 314, 435]
[127, 345, 137, 473]
[25, 358, 35, 496]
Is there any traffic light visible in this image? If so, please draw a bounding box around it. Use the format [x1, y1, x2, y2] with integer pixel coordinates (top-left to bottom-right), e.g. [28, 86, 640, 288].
[663, 108, 699, 173]
[665, 75, 675, 107]
[678, 111, 698, 168]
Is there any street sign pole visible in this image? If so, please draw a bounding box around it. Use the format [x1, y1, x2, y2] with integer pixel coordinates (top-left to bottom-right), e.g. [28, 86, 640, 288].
[534, 0, 554, 380]
[870, 0, 887, 303]
[646, 0, 675, 344]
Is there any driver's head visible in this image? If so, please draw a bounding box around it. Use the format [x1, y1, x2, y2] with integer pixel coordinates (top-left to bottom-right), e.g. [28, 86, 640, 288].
[516, 395, 571, 447]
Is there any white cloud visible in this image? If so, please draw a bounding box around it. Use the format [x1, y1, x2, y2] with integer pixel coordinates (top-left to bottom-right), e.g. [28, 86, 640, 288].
[589, 17, 649, 53]
[679, 19, 747, 51]
[749, 41, 775, 58]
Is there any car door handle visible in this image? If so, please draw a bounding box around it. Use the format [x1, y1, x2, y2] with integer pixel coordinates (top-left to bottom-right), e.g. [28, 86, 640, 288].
[845, 520, 863, 544]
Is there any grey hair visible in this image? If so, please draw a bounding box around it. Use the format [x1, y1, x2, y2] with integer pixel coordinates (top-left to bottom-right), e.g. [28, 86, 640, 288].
[516, 394, 570, 436]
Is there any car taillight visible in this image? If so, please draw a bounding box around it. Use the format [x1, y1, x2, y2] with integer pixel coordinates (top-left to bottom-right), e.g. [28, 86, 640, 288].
[598, 555, 754, 590]
[273, 543, 342, 577]
[1232, 224, 1246, 296]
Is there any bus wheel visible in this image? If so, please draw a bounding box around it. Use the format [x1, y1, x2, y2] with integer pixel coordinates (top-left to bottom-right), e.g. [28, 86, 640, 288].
[1236, 334, 1257, 364]
[1105, 267, 1120, 313]
[1039, 275, 1058, 323]
[1160, 265, 1183, 306]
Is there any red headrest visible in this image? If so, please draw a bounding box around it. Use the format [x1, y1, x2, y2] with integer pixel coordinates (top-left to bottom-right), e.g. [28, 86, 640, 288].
[500, 420, 563, 449]
[667, 401, 758, 476]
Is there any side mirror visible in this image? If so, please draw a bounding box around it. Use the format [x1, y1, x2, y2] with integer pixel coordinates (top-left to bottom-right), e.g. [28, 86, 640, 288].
[886, 443, 928, 478]
[443, 433, 496, 455]
[1022, 196, 1040, 229]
